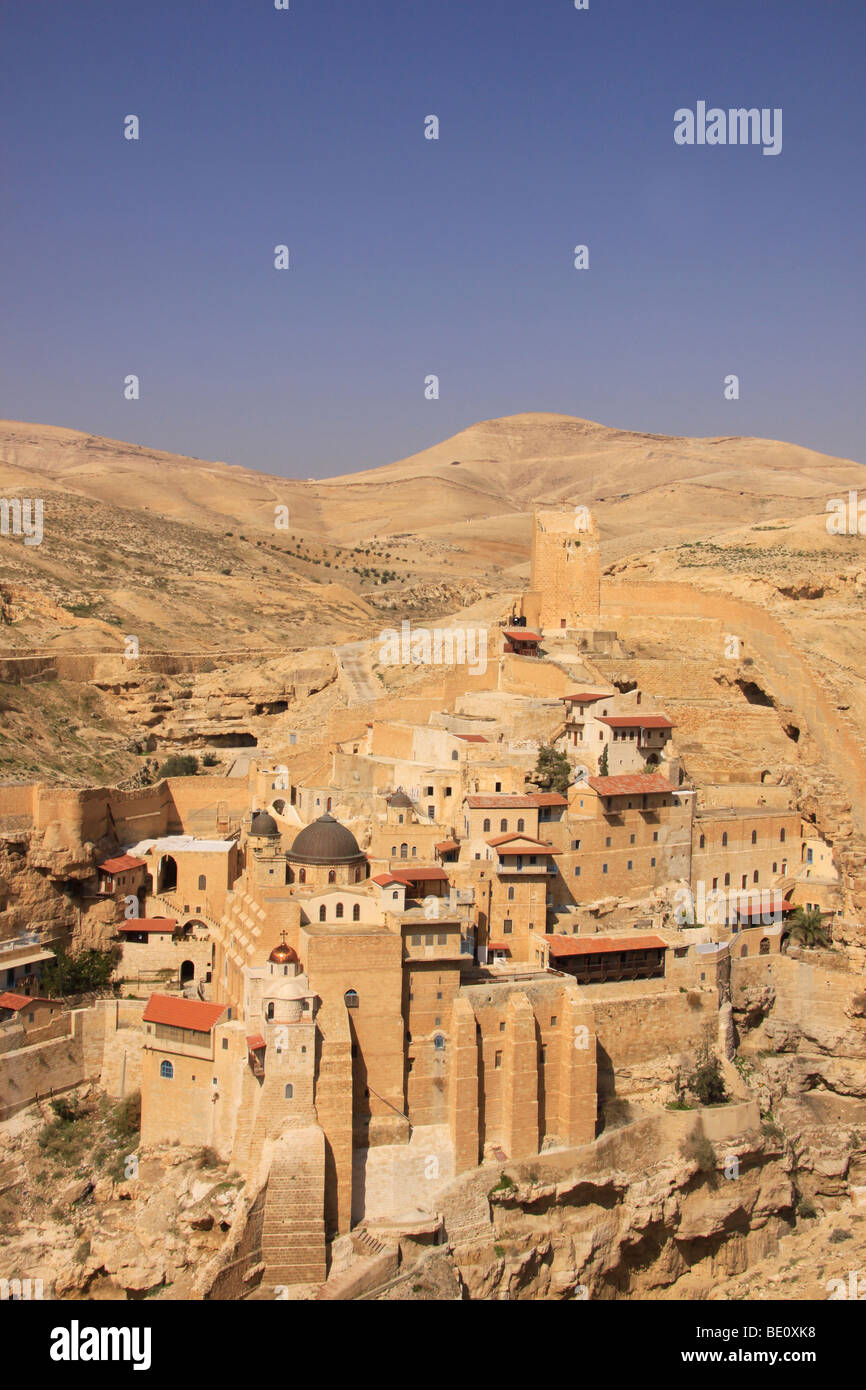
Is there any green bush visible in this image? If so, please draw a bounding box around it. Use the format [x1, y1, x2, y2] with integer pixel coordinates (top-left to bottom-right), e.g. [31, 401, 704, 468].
[686, 1042, 728, 1105]
[42, 946, 119, 998]
[157, 754, 199, 778]
[680, 1131, 717, 1173]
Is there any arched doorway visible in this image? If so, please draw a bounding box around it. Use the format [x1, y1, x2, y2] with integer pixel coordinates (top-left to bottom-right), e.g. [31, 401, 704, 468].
[157, 855, 178, 893]
[180, 959, 195, 984]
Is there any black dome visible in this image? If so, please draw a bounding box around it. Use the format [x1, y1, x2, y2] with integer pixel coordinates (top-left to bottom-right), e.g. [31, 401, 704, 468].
[287, 813, 364, 864]
[250, 810, 279, 837]
[387, 790, 413, 808]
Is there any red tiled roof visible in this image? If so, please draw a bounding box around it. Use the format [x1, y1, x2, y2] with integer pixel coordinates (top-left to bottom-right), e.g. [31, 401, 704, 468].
[487, 835, 560, 854]
[0, 991, 34, 1011]
[389, 866, 450, 883]
[142, 994, 227, 1033]
[562, 692, 608, 703]
[487, 942, 511, 952]
[596, 715, 674, 730]
[588, 774, 674, 797]
[118, 918, 176, 934]
[504, 629, 542, 642]
[372, 874, 401, 887]
[246, 1034, 266, 1050]
[455, 734, 488, 743]
[435, 840, 460, 853]
[99, 854, 147, 874]
[547, 933, 668, 958]
[466, 792, 567, 809]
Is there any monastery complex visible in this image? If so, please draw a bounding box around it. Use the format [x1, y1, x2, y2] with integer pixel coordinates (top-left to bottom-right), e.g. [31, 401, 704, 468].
[0, 510, 846, 1296]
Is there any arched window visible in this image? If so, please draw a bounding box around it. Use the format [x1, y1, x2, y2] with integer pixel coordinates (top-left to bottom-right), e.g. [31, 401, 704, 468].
[266, 1002, 275, 1020]
[352, 904, 360, 921]
[326, 797, 332, 811]
[699, 834, 706, 849]
[335, 901, 344, 919]
[319, 904, 326, 922]
[500, 819, 507, 832]
[160, 1060, 174, 1079]
[391, 846, 396, 857]
[328, 869, 336, 884]
[751, 830, 757, 845]
[411, 845, 417, 857]
[284, 1083, 293, 1099]
[722, 832, 728, 847]
[198, 874, 206, 890]
[299, 868, 306, 884]
[398, 814, 404, 824]
[344, 989, 359, 1009]
[780, 828, 786, 843]
[483, 819, 491, 833]
[354, 866, 362, 882]
[400, 843, 408, 859]
[451, 750, 458, 761]
[433, 1034, 445, 1051]
[517, 818, 524, 833]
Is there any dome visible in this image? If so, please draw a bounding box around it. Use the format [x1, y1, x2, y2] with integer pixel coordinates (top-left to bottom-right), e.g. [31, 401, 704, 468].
[387, 790, 413, 808]
[287, 813, 364, 864]
[268, 940, 298, 965]
[250, 810, 279, 837]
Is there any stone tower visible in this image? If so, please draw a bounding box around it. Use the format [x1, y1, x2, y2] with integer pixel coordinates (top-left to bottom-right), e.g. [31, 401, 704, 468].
[520, 508, 600, 632]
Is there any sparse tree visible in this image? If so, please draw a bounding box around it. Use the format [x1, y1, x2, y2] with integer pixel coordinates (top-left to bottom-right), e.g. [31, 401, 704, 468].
[533, 744, 571, 795]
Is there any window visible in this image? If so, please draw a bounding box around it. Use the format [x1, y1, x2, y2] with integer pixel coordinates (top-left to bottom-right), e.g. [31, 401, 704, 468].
[352, 904, 360, 921]
[392, 890, 399, 899]
[772, 861, 778, 873]
[572, 839, 581, 850]
[602, 864, 608, 874]
[267, 1002, 275, 1020]
[298, 868, 306, 884]
[517, 818, 525, 833]
[712, 877, 718, 889]
[198, 874, 206, 890]
[437, 933, 447, 945]
[753, 870, 759, 884]
[650, 857, 656, 867]
[284, 1083, 293, 1099]
[653, 832, 658, 843]
[806, 848, 813, 864]
[483, 819, 491, 833]
[722, 832, 728, 847]
[724, 873, 731, 886]
[319, 905, 326, 922]
[335, 902, 344, 919]
[742, 875, 748, 889]
[428, 807, 434, 819]
[344, 989, 359, 1009]
[391, 846, 396, 856]
[503, 920, 513, 934]
[412, 846, 417, 857]
[398, 814, 404, 824]
[574, 866, 581, 876]
[751, 830, 757, 845]
[222, 1038, 228, 1050]
[550, 1015, 557, 1026]
[605, 836, 611, 848]
[500, 819, 508, 832]
[494, 1050, 502, 1068]
[411, 935, 421, 945]
[400, 843, 408, 858]
[451, 750, 458, 760]
[433, 1034, 445, 1051]
[495, 782, 502, 792]
[426, 786, 434, 796]
[160, 1061, 173, 1080]
[627, 860, 633, 870]
[445, 787, 452, 797]
[328, 869, 336, 884]
[354, 866, 362, 882]
[629, 834, 635, 845]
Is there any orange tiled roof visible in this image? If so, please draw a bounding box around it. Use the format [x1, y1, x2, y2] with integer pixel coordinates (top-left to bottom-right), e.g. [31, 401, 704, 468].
[455, 734, 488, 743]
[246, 1034, 266, 1050]
[0, 991, 35, 1011]
[562, 692, 608, 703]
[118, 918, 176, 933]
[487, 834, 559, 853]
[142, 995, 227, 1033]
[504, 629, 542, 642]
[435, 840, 460, 853]
[548, 933, 668, 958]
[372, 873, 401, 887]
[389, 866, 450, 882]
[587, 774, 674, 796]
[99, 854, 147, 874]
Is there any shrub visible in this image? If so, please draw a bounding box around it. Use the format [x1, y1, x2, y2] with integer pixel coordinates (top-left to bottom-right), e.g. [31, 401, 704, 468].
[157, 754, 199, 778]
[797, 1198, 817, 1219]
[202, 752, 218, 767]
[680, 1131, 717, 1173]
[686, 1042, 728, 1105]
[42, 946, 119, 997]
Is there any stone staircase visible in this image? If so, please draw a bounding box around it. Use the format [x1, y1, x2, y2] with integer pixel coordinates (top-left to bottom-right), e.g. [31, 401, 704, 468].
[261, 1129, 327, 1288]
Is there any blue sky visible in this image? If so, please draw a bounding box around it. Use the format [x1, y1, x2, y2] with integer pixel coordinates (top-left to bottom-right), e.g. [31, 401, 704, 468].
[2, 0, 864, 475]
